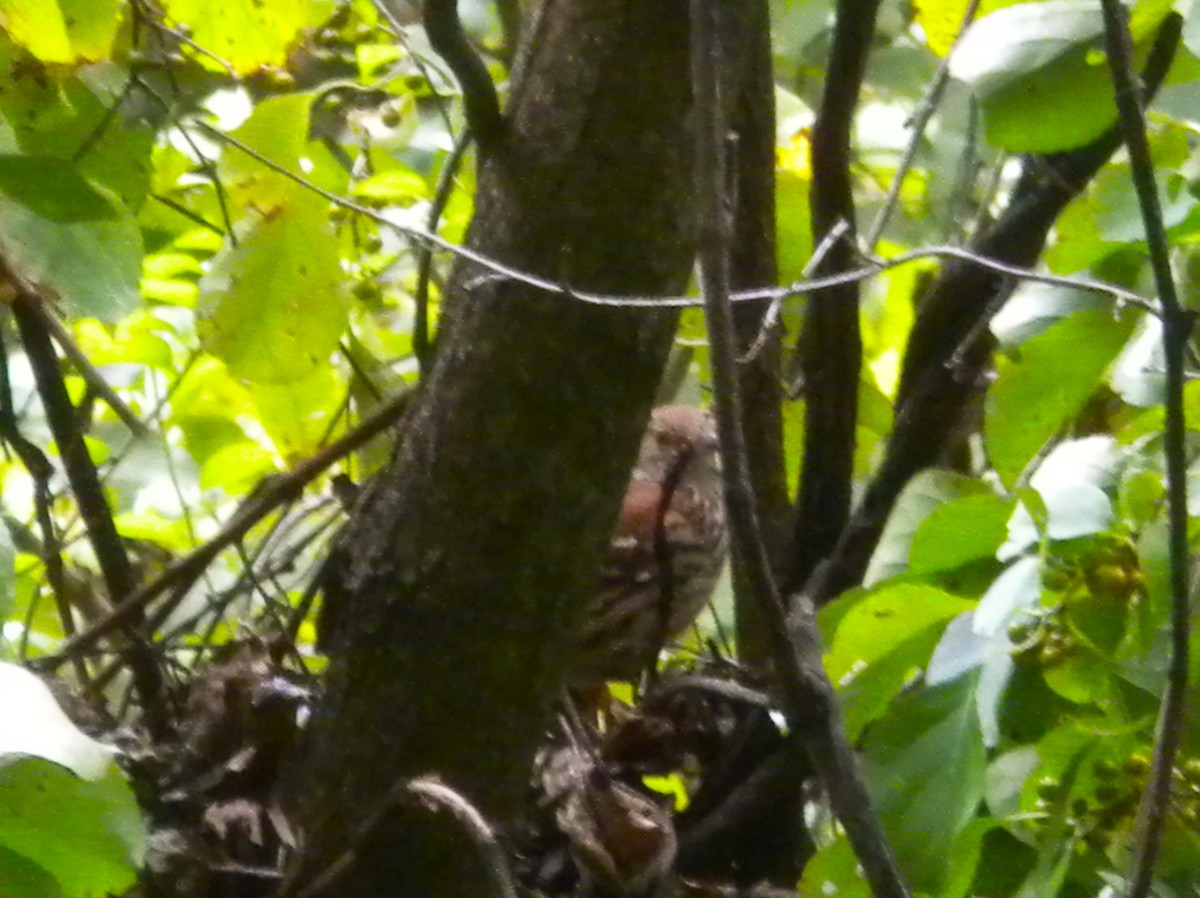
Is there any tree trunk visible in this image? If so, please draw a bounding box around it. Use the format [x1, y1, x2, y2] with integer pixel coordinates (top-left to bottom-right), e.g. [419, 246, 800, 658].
[287, 2, 696, 896]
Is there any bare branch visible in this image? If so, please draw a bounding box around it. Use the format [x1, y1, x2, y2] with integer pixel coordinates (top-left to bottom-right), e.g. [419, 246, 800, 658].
[789, 0, 876, 590]
[1097, 7, 1191, 896]
[690, 3, 910, 895]
[5, 279, 172, 740]
[422, 0, 504, 150]
[38, 386, 414, 671]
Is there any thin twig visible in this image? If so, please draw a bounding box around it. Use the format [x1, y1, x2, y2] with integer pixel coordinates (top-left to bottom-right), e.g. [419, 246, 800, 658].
[7, 283, 173, 740]
[150, 192, 227, 236]
[689, 3, 910, 896]
[864, 0, 983, 250]
[191, 121, 1158, 314]
[25, 300, 148, 436]
[38, 386, 414, 671]
[1097, 6, 1191, 897]
[0, 329, 91, 687]
[414, 133, 473, 375]
[739, 220, 848, 365]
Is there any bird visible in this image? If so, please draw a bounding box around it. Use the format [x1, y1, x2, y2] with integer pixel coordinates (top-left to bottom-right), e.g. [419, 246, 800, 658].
[569, 405, 728, 686]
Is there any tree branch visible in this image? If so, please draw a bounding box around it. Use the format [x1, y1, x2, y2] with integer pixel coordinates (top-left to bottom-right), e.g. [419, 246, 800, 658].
[286, 3, 699, 893]
[6, 285, 172, 740]
[1096, 7, 1191, 896]
[788, 0, 881, 592]
[22, 297, 148, 437]
[38, 386, 413, 670]
[690, 3, 910, 894]
[727, 0, 790, 671]
[806, 14, 1182, 603]
[423, 0, 504, 151]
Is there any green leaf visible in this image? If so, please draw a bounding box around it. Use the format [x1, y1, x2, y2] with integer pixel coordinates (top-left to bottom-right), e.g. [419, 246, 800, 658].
[246, 364, 343, 459]
[198, 191, 348, 383]
[984, 746, 1040, 818]
[823, 582, 976, 683]
[0, 663, 143, 898]
[0, 66, 155, 211]
[0, 156, 140, 321]
[985, 309, 1136, 489]
[0, 842, 59, 898]
[219, 94, 323, 211]
[199, 440, 278, 492]
[990, 283, 1107, 348]
[169, 356, 260, 465]
[840, 627, 949, 741]
[798, 835, 870, 898]
[162, 0, 334, 74]
[939, 817, 1003, 898]
[950, 1, 1104, 96]
[865, 470, 993, 585]
[910, 493, 1013, 574]
[977, 46, 1116, 152]
[57, 0, 122, 59]
[776, 165, 812, 285]
[1042, 647, 1120, 706]
[352, 169, 429, 206]
[0, 1, 71, 63]
[948, 2, 1131, 151]
[864, 674, 987, 893]
[0, 758, 142, 898]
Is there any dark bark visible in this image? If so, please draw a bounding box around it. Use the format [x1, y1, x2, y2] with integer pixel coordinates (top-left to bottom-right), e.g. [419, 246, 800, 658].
[677, 709, 814, 885]
[807, 15, 1182, 602]
[711, 2, 813, 885]
[788, 0, 881, 592]
[287, 3, 697, 897]
[727, 0, 790, 670]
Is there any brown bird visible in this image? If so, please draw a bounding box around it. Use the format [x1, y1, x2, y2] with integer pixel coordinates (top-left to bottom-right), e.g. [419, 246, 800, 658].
[569, 405, 728, 686]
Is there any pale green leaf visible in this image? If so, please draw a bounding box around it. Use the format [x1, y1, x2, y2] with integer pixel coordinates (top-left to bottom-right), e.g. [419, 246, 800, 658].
[198, 191, 348, 383]
[162, 0, 334, 74]
[823, 581, 976, 683]
[0, 662, 116, 780]
[865, 470, 992, 585]
[910, 493, 1013, 574]
[0, 1, 70, 63]
[950, 1, 1104, 95]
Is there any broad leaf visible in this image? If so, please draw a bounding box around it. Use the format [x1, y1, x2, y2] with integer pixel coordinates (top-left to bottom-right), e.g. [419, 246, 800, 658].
[985, 309, 1135, 489]
[198, 190, 348, 383]
[910, 493, 1013, 574]
[865, 470, 993, 585]
[162, 0, 334, 74]
[950, 1, 1104, 96]
[864, 674, 987, 892]
[823, 582, 977, 684]
[0, 663, 143, 898]
[0, 156, 140, 321]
